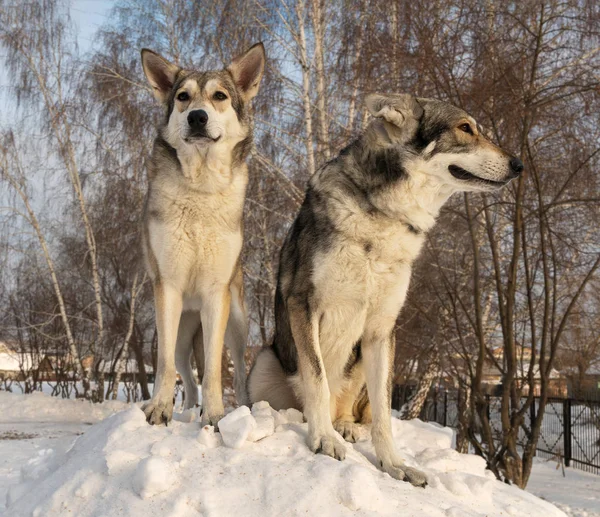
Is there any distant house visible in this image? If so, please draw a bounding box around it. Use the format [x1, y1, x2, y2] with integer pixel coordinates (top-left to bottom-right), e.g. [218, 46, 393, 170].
[565, 366, 600, 398]
[0, 342, 78, 382]
[0, 342, 155, 385]
[0, 341, 36, 381]
[481, 346, 568, 397]
[393, 345, 570, 398]
[97, 357, 154, 383]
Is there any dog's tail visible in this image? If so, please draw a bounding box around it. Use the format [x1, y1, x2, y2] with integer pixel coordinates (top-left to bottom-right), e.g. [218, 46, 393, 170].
[248, 347, 300, 411]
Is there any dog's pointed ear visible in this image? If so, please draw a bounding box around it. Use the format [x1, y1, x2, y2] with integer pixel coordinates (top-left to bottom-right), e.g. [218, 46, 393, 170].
[141, 49, 181, 104]
[226, 42, 266, 102]
[365, 94, 424, 128]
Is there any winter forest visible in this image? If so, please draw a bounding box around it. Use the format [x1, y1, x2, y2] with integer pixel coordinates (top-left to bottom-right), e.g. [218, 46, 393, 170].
[1, 0, 599, 496]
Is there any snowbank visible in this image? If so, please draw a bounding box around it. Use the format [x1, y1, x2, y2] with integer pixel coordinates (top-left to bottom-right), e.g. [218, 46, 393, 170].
[2, 392, 566, 517]
[0, 391, 127, 423]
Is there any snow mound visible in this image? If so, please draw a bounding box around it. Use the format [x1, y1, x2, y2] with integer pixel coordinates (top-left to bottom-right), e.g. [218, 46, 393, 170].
[4, 396, 566, 517]
[0, 390, 127, 423]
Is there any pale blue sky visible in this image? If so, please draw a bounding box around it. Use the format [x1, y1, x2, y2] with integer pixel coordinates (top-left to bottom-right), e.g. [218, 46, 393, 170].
[0, 0, 115, 126]
[70, 0, 114, 53]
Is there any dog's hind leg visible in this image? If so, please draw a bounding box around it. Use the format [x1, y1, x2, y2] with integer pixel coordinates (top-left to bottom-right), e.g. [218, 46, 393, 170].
[142, 282, 182, 425]
[192, 324, 204, 385]
[175, 311, 201, 409]
[225, 265, 249, 406]
[199, 285, 231, 427]
[334, 366, 367, 443]
[288, 296, 346, 461]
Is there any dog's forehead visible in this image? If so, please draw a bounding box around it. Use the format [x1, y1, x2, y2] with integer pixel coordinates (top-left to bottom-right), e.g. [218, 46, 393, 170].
[177, 70, 236, 94]
[421, 99, 476, 126]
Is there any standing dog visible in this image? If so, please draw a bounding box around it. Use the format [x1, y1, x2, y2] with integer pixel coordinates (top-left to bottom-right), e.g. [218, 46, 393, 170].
[140, 43, 265, 427]
[248, 94, 523, 486]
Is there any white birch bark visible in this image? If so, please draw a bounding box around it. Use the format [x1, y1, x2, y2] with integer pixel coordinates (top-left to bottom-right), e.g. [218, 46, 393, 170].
[0, 146, 86, 386]
[311, 0, 329, 159]
[109, 273, 142, 400]
[295, 0, 316, 176]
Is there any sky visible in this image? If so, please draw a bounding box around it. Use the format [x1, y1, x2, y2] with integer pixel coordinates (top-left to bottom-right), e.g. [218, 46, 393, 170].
[0, 0, 116, 257]
[70, 0, 115, 52]
[0, 0, 115, 127]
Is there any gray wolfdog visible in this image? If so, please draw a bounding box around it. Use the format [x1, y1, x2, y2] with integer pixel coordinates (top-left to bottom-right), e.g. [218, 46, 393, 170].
[140, 43, 265, 427]
[248, 94, 523, 486]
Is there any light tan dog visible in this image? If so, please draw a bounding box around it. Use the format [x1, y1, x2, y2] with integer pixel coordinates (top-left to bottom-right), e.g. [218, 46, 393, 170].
[140, 43, 265, 427]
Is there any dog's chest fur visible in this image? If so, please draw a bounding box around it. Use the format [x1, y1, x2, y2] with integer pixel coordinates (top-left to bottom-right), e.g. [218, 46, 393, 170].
[144, 161, 247, 300]
[302, 149, 454, 388]
[312, 199, 423, 380]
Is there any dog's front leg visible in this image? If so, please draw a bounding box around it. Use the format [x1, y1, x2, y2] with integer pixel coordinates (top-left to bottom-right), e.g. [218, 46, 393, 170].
[362, 327, 427, 487]
[142, 282, 182, 425]
[288, 297, 345, 461]
[200, 286, 231, 427]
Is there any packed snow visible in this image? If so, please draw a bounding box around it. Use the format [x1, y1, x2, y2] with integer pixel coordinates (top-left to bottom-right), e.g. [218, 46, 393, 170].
[0, 391, 591, 516]
[527, 459, 600, 517]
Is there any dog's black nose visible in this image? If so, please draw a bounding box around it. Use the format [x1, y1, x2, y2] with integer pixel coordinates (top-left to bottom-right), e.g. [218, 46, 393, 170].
[188, 109, 208, 129]
[509, 157, 524, 176]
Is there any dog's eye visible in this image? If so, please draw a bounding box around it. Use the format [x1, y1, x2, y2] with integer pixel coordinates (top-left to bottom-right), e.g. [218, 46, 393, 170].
[177, 91, 190, 102]
[458, 123, 474, 135]
[213, 91, 228, 101]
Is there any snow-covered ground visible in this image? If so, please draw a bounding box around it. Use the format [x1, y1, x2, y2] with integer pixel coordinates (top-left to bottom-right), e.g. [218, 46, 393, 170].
[527, 459, 600, 517]
[0, 391, 595, 516]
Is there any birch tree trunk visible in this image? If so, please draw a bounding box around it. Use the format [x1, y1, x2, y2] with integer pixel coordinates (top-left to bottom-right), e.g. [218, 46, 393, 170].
[0, 3, 104, 399]
[400, 351, 440, 420]
[295, 0, 316, 176]
[311, 0, 329, 159]
[0, 141, 86, 387]
[109, 273, 142, 400]
[346, 0, 365, 137]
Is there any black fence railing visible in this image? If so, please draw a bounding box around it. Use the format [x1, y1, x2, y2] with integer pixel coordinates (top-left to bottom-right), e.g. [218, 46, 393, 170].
[392, 386, 600, 476]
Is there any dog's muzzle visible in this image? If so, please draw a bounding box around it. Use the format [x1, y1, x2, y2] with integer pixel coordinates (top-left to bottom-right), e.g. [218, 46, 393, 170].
[186, 109, 218, 141]
[188, 109, 208, 131]
[509, 157, 524, 178]
[448, 165, 510, 186]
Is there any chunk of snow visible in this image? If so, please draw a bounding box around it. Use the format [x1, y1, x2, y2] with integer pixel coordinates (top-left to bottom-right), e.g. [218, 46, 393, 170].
[251, 401, 271, 412]
[218, 406, 256, 448]
[197, 425, 220, 448]
[247, 413, 275, 442]
[279, 407, 303, 424]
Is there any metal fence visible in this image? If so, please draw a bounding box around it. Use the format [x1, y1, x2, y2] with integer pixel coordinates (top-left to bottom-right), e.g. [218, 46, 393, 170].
[392, 386, 600, 475]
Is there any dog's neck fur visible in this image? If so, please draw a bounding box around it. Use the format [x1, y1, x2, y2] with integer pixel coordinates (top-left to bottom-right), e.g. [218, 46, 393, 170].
[155, 133, 250, 194]
[177, 143, 234, 181]
[352, 121, 454, 234]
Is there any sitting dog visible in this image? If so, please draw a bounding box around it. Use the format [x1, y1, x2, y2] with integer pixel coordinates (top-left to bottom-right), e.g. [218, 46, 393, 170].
[140, 43, 265, 427]
[248, 94, 523, 486]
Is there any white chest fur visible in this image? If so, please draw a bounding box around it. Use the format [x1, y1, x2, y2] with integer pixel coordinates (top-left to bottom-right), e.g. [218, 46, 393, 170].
[309, 177, 444, 390]
[147, 169, 247, 298]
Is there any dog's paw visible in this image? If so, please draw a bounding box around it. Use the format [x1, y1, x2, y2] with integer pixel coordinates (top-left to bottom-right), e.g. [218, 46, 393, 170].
[200, 411, 224, 430]
[310, 434, 346, 461]
[381, 461, 427, 488]
[142, 400, 174, 426]
[333, 419, 363, 443]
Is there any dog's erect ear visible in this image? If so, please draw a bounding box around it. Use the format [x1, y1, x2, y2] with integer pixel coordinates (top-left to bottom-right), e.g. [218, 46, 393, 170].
[226, 42, 266, 102]
[365, 94, 424, 128]
[141, 49, 181, 104]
